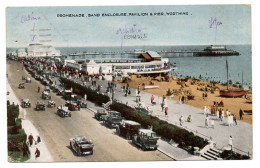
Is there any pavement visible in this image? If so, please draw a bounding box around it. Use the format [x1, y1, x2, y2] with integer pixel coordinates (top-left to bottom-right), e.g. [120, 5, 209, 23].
[7, 79, 54, 162]
[61, 75, 252, 157]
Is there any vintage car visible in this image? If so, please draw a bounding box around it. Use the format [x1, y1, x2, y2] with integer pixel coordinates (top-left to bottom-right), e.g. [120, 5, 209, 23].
[26, 77, 31, 83]
[94, 109, 108, 121]
[35, 101, 45, 111]
[70, 136, 94, 156]
[21, 98, 31, 108]
[44, 86, 51, 93]
[65, 101, 80, 111]
[57, 106, 71, 117]
[116, 120, 141, 140]
[57, 87, 64, 96]
[48, 100, 56, 108]
[77, 98, 87, 108]
[18, 83, 25, 89]
[42, 91, 51, 100]
[104, 111, 123, 128]
[41, 78, 49, 85]
[132, 129, 160, 151]
[35, 74, 41, 81]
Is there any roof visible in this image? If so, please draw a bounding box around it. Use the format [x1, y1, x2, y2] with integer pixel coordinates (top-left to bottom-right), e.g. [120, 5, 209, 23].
[139, 128, 155, 134]
[62, 106, 69, 111]
[124, 120, 140, 126]
[147, 51, 161, 58]
[109, 111, 120, 114]
[23, 98, 30, 102]
[140, 53, 152, 61]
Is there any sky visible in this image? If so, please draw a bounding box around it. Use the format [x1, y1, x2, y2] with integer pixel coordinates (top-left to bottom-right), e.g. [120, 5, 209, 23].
[6, 5, 251, 48]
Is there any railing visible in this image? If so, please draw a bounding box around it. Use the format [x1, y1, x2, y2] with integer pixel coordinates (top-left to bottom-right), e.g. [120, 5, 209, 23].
[220, 145, 252, 158]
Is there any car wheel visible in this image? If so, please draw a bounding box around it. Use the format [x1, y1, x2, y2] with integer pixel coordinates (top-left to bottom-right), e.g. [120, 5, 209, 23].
[90, 150, 93, 155]
[142, 144, 146, 151]
[116, 128, 120, 135]
[126, 133, 131, 140]
[70, 142, 72, 149]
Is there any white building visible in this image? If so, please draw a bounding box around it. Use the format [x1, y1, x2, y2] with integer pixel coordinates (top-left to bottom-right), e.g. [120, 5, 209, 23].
[16, 43, 61, 58]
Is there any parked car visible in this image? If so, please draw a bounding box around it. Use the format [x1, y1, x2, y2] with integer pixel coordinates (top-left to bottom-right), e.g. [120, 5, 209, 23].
[132, 129, 160, 151]
[94, 109, 108, 121]
[44, 86, 51, 93]
[116, 120, 141, 140]
[57, 106, 71, 117]
[105, 111, 123, 128]
[42, 91, 51, 100]
[35, 101, 45, 111]
[70, 136, 94, 156]
[26, 77, 31, 83]
[57, 87, 64, 96]
[48, 100, 56, 108]
[21, 98, 31, 108]
[77, 98, 87, 108]
[65, 101, 80, 111]
[18, 83, 25, 89]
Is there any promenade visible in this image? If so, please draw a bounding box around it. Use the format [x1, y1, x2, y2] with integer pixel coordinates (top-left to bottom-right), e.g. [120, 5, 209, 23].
[65, 76, 252, 157]
[7, 79, 54, 162]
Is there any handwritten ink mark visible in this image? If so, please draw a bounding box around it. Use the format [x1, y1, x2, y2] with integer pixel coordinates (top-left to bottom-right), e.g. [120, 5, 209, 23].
[209, 17, 222, 29]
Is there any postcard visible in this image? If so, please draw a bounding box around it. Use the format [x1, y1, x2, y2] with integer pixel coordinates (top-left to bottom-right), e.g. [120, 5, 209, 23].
[6, 5, 252, 162]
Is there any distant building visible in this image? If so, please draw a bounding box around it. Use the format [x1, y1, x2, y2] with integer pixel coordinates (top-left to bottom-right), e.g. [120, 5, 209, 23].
[17, 43, 61, 57]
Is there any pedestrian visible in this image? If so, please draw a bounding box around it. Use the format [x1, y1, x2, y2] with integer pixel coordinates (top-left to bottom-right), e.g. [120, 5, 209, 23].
[187, 115, 192, 122]
[179, 115, 184, 126]
[36, 135, 41, 145]
[205, 116, 209, 128]
[128, 89, 131, 95]
[202, 93, 205, 100]
[228, 136, 233, 151]
[203, 106, 207, 115]
[164, 106, 168, 116]
[28, 133, 34, 147]
[161, 103, 165, 112]
[181, 96, 185, 104]
[239, 109, 244, 120]
[35, 148, 40, 159]
[219, 109, 222, 120]
[38, 87, 40, 93]
[210, 119, 215, 129]
[216, 109, 219, 119]
[179, 96, 182, 104]
[151, 95, 155, 104]
[233, 114, 237, 125]
[221, 109, 225, 121]
[226, 109, 230, 116]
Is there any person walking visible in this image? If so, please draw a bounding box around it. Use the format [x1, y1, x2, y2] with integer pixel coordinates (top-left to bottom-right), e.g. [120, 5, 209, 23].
[164, 106, 168, 116]
[179, 96, 182, 104]
[216, 109, 219, 120]
[187, 115, 192, 122]
[233, 114, 237, 125]
[35, 148, 40, 159]
[28, 134, 34, 147]
[228, 136, 233, 151]
[205, 115, 209, 128]
[221, 109, 225, 121]
[37, 87, 40, 93]
[179, 115, 184, 126]
[239, 109, 244, 120]
[151, 95, 155, 104]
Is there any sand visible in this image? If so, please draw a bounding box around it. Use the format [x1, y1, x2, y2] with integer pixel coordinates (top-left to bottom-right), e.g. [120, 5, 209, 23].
[115, 75, 252, 124]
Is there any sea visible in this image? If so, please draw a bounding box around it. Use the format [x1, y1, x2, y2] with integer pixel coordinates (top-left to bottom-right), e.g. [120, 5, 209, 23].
[7, 45, 252, 89]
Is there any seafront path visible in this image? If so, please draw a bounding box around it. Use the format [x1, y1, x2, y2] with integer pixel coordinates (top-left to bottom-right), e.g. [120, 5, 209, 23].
[59, 76, 252, 157]
[7, 79, 53, 162]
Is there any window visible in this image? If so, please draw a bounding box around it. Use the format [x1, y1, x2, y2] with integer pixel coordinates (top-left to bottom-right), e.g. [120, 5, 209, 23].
[131, 66, 144, 69]
[145, 65, 156, 68]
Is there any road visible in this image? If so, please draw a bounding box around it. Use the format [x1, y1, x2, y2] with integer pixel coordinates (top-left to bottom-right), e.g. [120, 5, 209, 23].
[6, 61, 171, 162]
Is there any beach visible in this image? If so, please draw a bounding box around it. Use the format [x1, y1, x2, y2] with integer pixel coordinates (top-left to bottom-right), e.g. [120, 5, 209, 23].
[115, 75, 252, 124]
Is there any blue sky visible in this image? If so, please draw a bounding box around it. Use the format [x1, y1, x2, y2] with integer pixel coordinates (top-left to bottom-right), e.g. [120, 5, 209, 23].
[6, 5, 251, 47]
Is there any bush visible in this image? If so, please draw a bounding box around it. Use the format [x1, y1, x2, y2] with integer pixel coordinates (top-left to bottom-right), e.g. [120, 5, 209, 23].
[110, 103, 208, 152]
[7, 103, 19, 126]
[60, 77, 110, 105]
[220, 150, 250, 160]
[8, 130, 27, 152]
